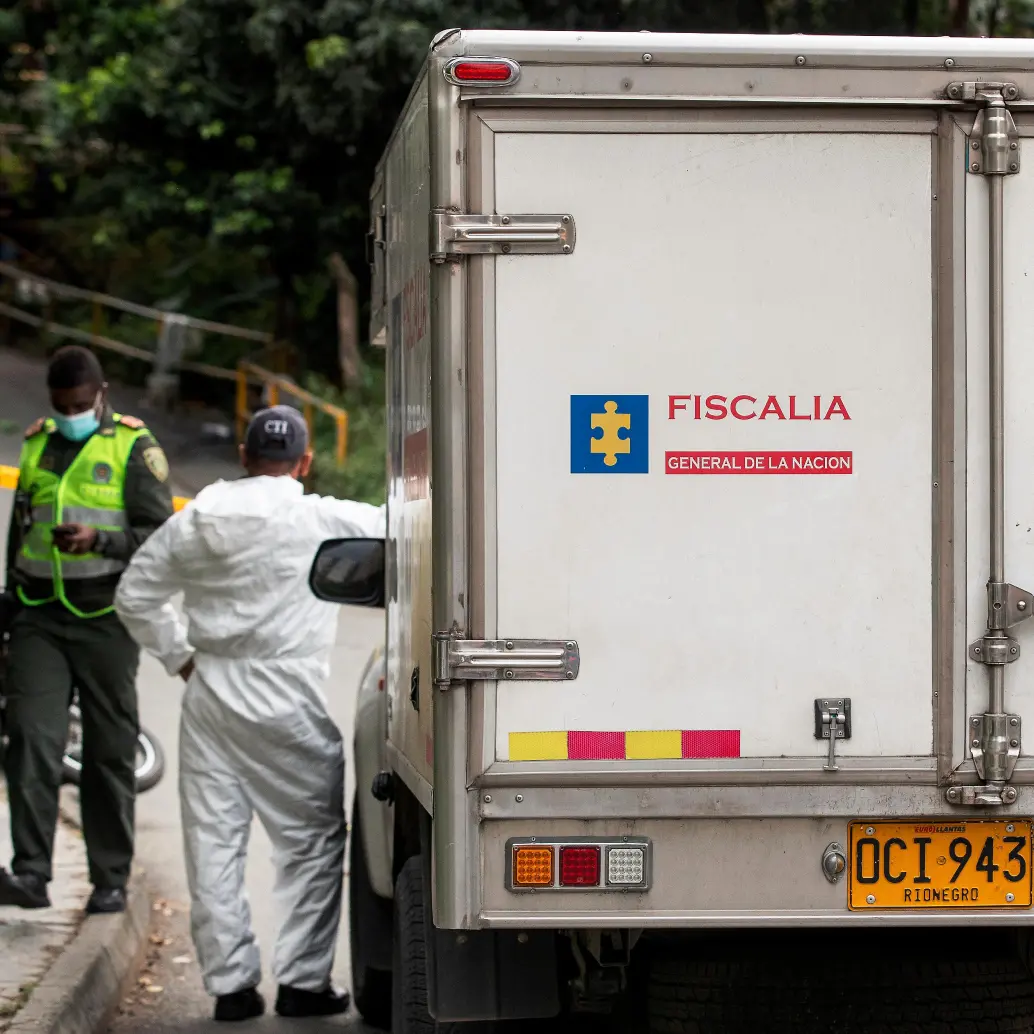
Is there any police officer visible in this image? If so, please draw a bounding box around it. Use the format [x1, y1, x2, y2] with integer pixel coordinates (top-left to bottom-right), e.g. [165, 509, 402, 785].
[0, 345, 174, 914]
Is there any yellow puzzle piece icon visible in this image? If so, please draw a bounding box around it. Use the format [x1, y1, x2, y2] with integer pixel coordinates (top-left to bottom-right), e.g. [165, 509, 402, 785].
[590, 400, 631, 467]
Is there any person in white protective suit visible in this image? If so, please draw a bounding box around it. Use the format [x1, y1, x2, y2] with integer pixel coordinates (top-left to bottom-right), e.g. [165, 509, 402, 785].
[113, 405, 385, 1023]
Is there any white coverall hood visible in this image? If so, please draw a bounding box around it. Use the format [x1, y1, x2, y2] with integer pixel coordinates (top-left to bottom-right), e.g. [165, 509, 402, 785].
[180, 476, 348, 661]
[115, 474, 385, 997]
[117, 475, 385, 719]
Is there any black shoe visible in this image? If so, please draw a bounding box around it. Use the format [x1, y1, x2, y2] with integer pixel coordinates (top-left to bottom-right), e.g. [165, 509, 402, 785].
[275, 985, 351, 1018]
[214, 989, 265, 1022]
[85, 886, 127, 915]
[0, 869, 50, 909]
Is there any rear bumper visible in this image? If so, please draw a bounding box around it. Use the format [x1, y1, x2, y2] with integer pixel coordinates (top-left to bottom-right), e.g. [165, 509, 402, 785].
[477, 814, 1034, 928]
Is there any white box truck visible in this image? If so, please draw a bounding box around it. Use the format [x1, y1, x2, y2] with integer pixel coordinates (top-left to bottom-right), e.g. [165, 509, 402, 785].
[310, 29, 1034, 1033]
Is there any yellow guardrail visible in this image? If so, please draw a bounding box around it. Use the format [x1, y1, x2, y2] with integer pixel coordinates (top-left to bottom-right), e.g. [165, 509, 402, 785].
[0, 464, 190, 511]
[236, 360, 348, 467]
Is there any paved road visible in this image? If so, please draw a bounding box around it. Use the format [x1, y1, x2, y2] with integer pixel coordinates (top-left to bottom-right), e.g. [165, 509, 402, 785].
[0, 347, 386, 1031]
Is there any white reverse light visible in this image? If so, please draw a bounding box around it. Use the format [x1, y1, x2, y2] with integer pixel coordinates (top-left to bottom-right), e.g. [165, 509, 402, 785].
[606, 847, 646, 886]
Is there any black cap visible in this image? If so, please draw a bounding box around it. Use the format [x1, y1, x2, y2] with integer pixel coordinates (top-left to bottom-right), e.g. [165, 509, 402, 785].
[245, 405, 309, 462]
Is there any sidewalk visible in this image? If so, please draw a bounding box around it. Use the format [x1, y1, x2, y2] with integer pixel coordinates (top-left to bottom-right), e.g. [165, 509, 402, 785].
[0, 783, 152, 1034]
[0, 782, 88, 1028]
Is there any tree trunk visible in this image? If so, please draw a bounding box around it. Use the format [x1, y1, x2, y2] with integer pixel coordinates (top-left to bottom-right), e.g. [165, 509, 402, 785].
[987, 1, 1001, 36]
[949, 0, 970, 33]
[273, 267, 297, 369]
[328, 252, 361, 390]
[735, 0, 770, 32]
[903, 0, 920, 34]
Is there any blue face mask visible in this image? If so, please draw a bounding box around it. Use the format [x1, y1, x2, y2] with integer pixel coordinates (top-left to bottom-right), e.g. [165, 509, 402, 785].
[53, 405, 100, 442]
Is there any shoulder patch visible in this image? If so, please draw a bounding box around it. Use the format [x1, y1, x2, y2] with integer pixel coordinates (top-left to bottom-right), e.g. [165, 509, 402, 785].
[23, 417, 47, 440]
[116, 414, 146, 430]
[142, 445, 169, 484]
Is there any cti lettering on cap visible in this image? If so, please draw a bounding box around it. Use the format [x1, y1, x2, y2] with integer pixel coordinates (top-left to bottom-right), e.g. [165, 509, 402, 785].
[245, 405, 309, 461]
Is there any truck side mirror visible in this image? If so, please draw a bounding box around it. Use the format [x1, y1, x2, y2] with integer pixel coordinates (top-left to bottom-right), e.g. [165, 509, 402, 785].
[309, 538, 386, 608]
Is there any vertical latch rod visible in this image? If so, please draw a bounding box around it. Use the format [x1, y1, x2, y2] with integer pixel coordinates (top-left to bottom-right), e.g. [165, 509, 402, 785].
[949, 81, 1027, 806]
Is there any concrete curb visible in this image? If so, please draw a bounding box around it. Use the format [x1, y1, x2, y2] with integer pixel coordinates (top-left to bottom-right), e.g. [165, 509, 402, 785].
[5, 881, 150, 1034]
[2, 790, 153, 1034]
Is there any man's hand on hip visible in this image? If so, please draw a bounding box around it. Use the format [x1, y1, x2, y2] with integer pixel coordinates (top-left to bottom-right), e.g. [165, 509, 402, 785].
[52, 524, 98, 555]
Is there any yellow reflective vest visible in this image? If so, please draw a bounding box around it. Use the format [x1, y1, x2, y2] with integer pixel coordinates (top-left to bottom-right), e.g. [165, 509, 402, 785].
[15, 416, 147, 618]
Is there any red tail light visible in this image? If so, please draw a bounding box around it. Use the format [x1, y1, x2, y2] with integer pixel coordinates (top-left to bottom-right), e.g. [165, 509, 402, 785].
[444, 58, 520, 87]
[559, 846, 600, 887]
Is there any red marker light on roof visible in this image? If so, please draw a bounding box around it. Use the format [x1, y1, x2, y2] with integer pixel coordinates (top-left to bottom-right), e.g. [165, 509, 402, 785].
[444, 57, 520, 87]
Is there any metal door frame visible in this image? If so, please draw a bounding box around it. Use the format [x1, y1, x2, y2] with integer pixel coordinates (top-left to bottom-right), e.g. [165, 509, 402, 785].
[465, 105, 949, 792]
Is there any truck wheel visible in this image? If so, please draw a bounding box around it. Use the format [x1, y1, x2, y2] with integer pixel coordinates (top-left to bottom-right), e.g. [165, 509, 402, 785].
[349, 793, 392, 1028]
[646, 932, 1034, 1033]
[392, 856, 498, 1034]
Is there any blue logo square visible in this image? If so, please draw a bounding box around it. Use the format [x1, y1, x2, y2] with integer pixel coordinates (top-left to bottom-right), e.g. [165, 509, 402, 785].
[570, 395, 649, 474]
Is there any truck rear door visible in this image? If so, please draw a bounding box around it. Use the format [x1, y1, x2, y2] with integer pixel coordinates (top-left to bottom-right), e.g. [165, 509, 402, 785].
[480, 108, 941, 777]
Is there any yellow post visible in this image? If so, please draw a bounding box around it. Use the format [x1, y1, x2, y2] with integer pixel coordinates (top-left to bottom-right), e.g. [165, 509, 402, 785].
[268, 381, 279, 406]
[91, 299, 103, 338]
[235, 366, 248, 443]
[303, 401, 314, 444]
[335, 412, 348, 468]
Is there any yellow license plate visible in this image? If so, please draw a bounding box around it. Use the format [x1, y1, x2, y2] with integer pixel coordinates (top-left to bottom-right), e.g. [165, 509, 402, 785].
[847, 820, 1033, 909]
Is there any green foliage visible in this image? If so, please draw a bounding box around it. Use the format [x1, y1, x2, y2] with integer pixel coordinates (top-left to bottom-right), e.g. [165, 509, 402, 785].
[12, 1, 1034, 353]
[304, 364, 386, 504]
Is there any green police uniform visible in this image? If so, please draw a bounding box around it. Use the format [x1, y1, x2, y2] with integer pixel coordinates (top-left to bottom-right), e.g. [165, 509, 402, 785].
[3, 408, 173, 889]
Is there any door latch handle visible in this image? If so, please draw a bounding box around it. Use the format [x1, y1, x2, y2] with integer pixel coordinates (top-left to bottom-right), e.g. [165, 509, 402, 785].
[815, 698, 851, 773]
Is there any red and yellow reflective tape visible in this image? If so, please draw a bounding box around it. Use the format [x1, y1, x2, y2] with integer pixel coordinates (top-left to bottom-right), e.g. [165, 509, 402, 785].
[509, 729, 741, 761]
[0, 464, 190, 511]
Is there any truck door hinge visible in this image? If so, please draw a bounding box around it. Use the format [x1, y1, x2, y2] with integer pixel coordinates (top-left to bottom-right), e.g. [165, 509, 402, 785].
[964, 712, 1021, 788]
[947, 781, 1019, 807]
[430, 211, 576, 263]
[814, 698, 851, 772]
[946, 82, 1021, 175]
[432, 633, 580, 688]
[968, 581, 1032, 667]
[965, 580, 1031, 800]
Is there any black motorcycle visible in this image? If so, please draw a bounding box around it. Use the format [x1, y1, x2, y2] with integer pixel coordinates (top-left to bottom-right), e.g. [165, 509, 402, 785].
[0, 621, 166, 794]
[60, 695, 165, 793]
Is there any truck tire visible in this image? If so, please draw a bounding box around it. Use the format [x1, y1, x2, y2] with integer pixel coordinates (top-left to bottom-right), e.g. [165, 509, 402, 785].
[349, 794, 392, 1029]
[646, 932, 1034, 1034]
[392, 856, 498, 1034]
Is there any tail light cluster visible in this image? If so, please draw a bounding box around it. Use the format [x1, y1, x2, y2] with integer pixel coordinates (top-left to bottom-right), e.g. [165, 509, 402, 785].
[507, 837, 651, 892]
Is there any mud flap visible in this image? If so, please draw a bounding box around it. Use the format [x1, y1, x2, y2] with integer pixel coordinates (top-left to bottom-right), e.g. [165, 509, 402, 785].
[428, 923, 560, 1022]
[419, 835, 560, 1021]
